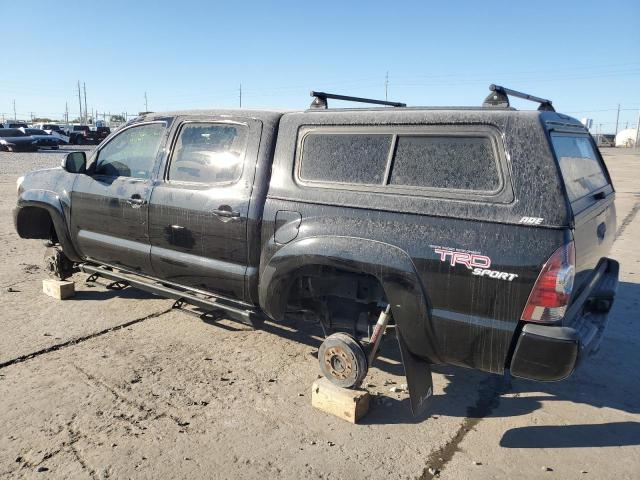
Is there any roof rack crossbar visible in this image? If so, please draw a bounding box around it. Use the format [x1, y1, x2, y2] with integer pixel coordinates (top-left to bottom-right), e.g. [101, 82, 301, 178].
[483, 84, 555, 112]
[310, 91, 406, 109]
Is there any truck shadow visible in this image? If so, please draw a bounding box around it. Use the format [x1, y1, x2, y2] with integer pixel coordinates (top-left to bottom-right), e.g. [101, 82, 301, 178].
[69, 286, 158, 301]
[499, 422, 640, 448]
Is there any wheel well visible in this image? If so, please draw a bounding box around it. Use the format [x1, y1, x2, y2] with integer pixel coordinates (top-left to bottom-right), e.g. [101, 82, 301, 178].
[16, 207, 57, 242]
[284, 265, 387, 338]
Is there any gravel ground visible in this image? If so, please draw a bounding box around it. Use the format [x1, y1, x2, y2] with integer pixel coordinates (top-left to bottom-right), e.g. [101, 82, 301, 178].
[0, 147, 638, 479]
[0, 146, 94, 176]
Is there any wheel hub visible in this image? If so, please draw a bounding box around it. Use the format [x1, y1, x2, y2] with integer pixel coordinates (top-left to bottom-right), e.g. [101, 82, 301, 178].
[324, 347, 353, 380]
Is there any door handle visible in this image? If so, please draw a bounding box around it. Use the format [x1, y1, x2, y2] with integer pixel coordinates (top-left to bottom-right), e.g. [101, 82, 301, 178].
[597, 222, 607, 239]
[212, 206, 240, 218]
[126, 194, 147, 207]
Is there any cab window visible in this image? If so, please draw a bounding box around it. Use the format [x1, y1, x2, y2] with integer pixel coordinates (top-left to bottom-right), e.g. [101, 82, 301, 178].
[94, 123, 165, 178]
[168, 122, 248, 184]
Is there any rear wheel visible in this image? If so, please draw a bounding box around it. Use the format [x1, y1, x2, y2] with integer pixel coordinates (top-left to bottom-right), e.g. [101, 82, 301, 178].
[43, 247, 75, 281]
[319, 332, 368, 388]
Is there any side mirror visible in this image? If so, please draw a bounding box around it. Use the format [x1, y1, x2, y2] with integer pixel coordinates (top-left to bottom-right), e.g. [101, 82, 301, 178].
[62, 151, 86, 174]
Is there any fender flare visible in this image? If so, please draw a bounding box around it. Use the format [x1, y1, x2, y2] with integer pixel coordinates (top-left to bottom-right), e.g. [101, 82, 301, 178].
[14, 189, 82, 262]
[259, 235, 442, 364]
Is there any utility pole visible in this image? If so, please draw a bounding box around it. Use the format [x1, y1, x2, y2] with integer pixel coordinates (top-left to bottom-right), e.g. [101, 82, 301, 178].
[65, 102, 69, 124]
[13, 99, 16, 120]
[29, 112, 34, 122]
[77, 81, 82, 124]
[239, 83, 242, 108]
[614, 103, 620, 136]
[635, 109, 640, 148]
[83, 83, 88, 124]
[385, 71, 389, 101]
[144, 92, 148, 112]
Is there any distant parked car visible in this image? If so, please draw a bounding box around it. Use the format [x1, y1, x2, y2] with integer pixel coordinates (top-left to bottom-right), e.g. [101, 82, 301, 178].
[33, 123, 63, 134]
[0, 128, 38, 152]
[593, 134, 615, 147]
[32, 124, 70, 144]
[20, 128, 62, 149]
[64, 125, 110, 145]
[2, 122, 28, 129]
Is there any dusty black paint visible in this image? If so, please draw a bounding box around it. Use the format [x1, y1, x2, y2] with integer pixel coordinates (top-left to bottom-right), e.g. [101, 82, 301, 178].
[14, 105, 618, 392]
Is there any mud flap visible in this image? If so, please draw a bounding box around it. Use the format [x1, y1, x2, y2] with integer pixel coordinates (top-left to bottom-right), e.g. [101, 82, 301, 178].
[397, 330, 433, 417]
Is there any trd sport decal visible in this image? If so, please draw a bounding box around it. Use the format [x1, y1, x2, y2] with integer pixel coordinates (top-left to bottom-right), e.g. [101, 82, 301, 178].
[431, 245, 518, 281]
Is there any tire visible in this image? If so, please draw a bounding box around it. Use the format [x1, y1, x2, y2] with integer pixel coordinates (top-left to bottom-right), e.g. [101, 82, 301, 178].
[76, 136, 84, 145]
[319, 332, 368, 388]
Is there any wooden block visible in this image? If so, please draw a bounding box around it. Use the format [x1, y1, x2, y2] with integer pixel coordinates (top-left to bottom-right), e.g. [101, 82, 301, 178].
[42, 279, 75, 300]
[311, 377, 370, 423]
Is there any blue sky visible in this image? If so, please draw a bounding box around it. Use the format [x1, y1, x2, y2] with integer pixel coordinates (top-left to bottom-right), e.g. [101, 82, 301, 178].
[1, 0, 638, 133]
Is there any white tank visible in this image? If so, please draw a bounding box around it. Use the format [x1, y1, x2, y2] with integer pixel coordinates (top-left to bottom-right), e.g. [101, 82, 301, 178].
[615, 128, 638, 147]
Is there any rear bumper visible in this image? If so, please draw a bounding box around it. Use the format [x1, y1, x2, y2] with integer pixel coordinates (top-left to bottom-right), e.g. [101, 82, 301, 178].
[510, 258, 619, 381]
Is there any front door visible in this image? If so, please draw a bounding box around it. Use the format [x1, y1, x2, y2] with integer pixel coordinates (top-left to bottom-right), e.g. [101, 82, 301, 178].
[148, 118, 260, 301]
[70, 121, 168, 274]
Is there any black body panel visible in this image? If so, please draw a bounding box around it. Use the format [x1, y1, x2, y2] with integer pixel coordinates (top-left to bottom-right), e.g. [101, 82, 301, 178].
[147, 114, 265, 301]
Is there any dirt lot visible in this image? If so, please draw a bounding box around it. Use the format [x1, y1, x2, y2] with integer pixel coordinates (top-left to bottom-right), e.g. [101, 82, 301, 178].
[0, 146, 638, 479]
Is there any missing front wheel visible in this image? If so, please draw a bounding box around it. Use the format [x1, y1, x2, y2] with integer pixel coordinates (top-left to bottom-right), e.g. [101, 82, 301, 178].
[43, 247, 75, 280]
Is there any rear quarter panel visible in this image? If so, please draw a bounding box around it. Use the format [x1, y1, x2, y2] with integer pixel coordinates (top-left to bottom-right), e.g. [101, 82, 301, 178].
[260, 109, 572, 374]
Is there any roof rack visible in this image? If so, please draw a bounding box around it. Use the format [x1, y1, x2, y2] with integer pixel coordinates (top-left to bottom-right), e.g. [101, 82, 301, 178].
[310, 91, 406, 109]
[483, 84, 555, 112]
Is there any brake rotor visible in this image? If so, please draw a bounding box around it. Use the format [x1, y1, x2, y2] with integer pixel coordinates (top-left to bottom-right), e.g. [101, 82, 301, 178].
[318, 332, 368, 388]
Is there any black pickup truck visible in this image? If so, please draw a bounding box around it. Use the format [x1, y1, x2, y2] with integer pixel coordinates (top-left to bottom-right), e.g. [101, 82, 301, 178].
[65, 125, 111, 145]
[14, 86, 618, 415]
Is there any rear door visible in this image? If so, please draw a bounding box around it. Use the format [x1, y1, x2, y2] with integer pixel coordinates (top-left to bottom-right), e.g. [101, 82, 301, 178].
[147, 116, 262, 301]
[550, 132, 616, 291]
[70, 121, 168, 274]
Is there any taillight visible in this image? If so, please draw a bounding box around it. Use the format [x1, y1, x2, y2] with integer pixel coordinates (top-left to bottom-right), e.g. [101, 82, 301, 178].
[521, 241, 575, 323]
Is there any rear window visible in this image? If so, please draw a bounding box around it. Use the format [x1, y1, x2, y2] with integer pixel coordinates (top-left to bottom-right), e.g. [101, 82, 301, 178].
[298, 130, 501, 194]
[551, 134, 609, 202]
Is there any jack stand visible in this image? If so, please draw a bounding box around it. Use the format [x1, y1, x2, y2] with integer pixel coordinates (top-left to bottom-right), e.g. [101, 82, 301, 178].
[85, 273, 100, 284]
[172, 299, 186, 310]
[106, 280, 129, 290]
